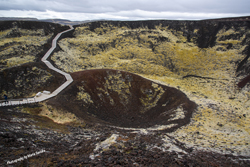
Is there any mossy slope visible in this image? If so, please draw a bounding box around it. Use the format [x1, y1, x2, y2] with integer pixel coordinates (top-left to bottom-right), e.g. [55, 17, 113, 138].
[51, 20, 250, 156]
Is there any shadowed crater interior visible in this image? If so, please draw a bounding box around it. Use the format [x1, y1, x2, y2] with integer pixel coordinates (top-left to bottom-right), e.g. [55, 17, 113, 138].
[48, 69, 196, 131]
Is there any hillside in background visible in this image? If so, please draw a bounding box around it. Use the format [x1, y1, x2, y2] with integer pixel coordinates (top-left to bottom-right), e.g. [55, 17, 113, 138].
[0, 17, 97, 25]
[0, 18, 250, 166]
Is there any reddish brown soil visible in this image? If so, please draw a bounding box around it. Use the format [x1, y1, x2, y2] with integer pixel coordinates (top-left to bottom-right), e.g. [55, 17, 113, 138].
[238, 74, 250, 88]
[47, 69, 196, 130]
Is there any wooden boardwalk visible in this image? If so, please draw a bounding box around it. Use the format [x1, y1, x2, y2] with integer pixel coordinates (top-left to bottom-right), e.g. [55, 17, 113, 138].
[0, 25, 74, 107]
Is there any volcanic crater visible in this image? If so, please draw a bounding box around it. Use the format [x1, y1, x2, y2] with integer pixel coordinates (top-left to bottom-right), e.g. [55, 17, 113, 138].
[47, 69, 196, 130]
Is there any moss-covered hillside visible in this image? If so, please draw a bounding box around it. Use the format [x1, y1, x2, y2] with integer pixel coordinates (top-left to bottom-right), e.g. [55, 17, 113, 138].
[51, 20, 250, 156]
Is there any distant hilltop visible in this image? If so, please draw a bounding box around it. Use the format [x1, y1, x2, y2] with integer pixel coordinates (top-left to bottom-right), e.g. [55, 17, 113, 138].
[0, 17, 96, 25]
[0, 16, 249, 26]
[0, 17, 38, 21]
[204, 16, 250, 21]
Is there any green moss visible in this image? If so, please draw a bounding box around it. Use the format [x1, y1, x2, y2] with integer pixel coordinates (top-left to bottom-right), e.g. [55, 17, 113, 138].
[77, 86, 93, 104]
[0, 67, 53, 98]
[0, 27, 53, 70]
[139, 83, 165, 113]
[52, 24, 245, 82]
[5, 55, 35, 67]
[22, 107, 42, 115]
[31, 116, 70, 133]
[49, 22, 250, 155]
[104, 71, 131, 106]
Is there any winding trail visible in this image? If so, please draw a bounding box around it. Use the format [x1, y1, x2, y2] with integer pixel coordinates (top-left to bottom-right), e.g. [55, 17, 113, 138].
[0, 25, 74, 106]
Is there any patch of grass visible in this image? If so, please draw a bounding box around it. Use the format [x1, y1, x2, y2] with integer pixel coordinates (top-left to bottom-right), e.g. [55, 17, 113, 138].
[31, 115, 70, 133]
[77, 86, 93, 103]
[172, 105, 250, 154]
[22, 105, 85, 133]
[5, 55, 35, 67]
[139, 83, 164, 113]
[23, 107, 42, 115]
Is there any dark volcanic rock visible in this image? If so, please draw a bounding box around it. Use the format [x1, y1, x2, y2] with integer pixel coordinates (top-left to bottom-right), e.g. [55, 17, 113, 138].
[0, 62, 65, 99]
[48, 69, 196, 130]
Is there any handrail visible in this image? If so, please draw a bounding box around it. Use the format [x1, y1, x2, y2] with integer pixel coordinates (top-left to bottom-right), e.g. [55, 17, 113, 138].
[0, 97, 36, 106]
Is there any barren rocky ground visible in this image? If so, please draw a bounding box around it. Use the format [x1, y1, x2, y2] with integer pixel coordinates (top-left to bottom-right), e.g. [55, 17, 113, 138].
[0, 18, 250, 166]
